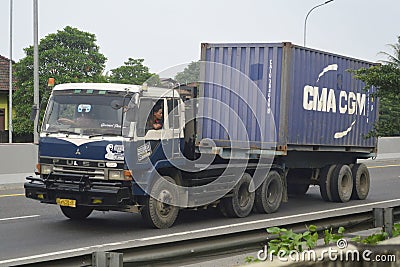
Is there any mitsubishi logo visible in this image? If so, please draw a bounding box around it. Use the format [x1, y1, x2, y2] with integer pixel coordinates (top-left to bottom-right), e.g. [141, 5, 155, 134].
[75, 148, 81, 155]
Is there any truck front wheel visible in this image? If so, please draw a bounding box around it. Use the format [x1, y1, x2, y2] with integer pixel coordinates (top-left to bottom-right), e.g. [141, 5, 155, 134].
[60, 206, 93, 220]
[141, 176, 180, 229]
[254, 170, 283, 214]
[220, 173, 255, 218]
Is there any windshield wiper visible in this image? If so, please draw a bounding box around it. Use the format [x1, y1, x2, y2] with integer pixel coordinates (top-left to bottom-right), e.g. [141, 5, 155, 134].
[89, 133, 121, 138]
[45, 130, 79, 136]
[58, 130, 80, 135]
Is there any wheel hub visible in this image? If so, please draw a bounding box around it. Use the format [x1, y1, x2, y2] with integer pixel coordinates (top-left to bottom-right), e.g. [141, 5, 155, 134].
[238, 183, 250, 208]
[156, 190, 173, 216]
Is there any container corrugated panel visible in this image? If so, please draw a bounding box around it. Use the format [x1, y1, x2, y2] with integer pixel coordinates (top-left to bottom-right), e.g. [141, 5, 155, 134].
[199, 43, 282, 149]
[199, 42, 377, 150]
[287, 44, 377, 148]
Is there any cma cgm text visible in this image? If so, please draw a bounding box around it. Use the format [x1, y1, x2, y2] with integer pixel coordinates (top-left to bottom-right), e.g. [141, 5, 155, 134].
[303, 85, 367, 115]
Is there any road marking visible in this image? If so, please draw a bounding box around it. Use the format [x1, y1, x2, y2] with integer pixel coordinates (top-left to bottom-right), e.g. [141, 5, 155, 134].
[0, 193, 24, 198]
[368, 164, 400, 169]
[0, 215, 40, 222]
[1, 198, 400, 265]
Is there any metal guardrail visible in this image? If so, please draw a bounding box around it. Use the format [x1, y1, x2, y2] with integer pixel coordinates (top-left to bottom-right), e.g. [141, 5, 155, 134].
[15, 205, 400, 267]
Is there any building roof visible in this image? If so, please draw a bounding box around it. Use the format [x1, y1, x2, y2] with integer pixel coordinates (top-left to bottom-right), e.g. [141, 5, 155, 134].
[0, 55, 15, 91]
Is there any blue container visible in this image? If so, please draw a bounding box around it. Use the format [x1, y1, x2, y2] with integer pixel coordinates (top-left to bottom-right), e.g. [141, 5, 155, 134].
[199, 42, 377, 152]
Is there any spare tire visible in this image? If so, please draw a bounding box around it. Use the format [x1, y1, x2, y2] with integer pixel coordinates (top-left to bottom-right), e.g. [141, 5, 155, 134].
[287, 169, 312, 196]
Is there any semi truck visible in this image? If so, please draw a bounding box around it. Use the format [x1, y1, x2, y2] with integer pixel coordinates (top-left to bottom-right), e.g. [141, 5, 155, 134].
[25, 42, 378, 228]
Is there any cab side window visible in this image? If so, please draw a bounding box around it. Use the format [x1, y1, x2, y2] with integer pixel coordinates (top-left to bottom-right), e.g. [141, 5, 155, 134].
[137, 98, 164, 137]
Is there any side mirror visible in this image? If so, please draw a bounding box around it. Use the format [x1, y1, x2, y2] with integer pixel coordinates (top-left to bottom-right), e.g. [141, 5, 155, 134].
[111, 100, 123, 110]
[125, 106, 138, 122]
[133, 93, 140, 105]
[30, 105, 38, 121]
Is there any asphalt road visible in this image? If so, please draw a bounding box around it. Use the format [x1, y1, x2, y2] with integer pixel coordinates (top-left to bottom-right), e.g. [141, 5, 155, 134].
[0, 159, 399, 265]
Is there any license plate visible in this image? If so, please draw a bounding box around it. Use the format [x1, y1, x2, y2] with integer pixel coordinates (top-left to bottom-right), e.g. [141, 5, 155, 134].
[56, 198, 76, 207]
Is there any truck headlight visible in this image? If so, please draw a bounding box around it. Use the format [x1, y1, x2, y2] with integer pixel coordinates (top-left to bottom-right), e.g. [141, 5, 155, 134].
[41, 164, 53, 175]
[108, 170, 123, 180]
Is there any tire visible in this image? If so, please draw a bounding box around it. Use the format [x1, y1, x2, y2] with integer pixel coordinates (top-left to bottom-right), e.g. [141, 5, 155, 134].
[141, 176, 180, 229]
[286, 169, 311, 196]
[319, 164, 336, 202]
[330, 164, 353, 203]
[220, 173, 255, 218]
[254, 171, 283, 214]
[60, 206, 93, 220]
[351, 163, 370, 200]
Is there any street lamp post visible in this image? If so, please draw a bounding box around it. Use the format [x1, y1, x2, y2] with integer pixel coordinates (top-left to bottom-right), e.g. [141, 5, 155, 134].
[33, 0, 39, 143]
[303, 0, 334, 47]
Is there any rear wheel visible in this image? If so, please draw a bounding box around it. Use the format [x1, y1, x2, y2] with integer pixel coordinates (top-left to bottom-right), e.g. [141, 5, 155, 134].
[319, 164, 336, 202]
[141, 176, 180, 229]
[60, 206, 93, 220]
[330, 164, 353, 203]
[254, 171, 283, 214]
[220, 173, 255, 218]
[351, 163, 370, 200]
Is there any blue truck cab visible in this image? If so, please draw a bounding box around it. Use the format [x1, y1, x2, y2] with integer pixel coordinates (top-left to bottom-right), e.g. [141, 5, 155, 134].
[25, 83, 187, 228]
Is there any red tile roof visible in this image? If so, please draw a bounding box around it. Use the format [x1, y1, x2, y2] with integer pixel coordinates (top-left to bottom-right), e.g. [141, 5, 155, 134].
[0, 55, 15, 91]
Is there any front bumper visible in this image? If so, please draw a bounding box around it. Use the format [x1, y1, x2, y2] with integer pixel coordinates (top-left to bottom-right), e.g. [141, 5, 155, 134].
[24, 173, 132, 208]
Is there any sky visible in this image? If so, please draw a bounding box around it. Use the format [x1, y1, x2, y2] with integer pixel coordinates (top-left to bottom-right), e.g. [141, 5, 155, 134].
[0, 0, 398, 76]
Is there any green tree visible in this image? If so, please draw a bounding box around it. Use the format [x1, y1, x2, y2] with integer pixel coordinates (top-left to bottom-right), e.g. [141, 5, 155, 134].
[378, 95, 400, 136]
[13, 26, 107, 135]
[379, 36, 400, 67]
[108, 58, 157, 85]
[174, 61, 200, 84]
[352, 36, 400, 136]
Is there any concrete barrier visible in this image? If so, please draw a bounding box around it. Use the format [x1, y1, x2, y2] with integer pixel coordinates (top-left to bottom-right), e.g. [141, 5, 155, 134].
[376, 137, 400, 159]
[0, 137, 399, 186]
[0, 143, 38, 185]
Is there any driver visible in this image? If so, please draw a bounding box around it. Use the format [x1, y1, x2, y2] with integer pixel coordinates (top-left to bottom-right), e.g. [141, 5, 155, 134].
[147, 105, 163, 130]
[58, 112, 96, 127]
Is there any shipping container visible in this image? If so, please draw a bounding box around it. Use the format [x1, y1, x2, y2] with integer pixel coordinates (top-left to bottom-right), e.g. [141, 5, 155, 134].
[199, 42, 377, 154]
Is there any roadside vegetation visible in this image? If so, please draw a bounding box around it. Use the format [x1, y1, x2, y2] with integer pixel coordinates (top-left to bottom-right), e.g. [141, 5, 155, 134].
[245, 223, 400, 263]
[352, 36, 400, 137]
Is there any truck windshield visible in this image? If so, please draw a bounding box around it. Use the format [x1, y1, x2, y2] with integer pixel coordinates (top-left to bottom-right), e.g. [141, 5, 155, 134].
[41, 90, 131, 136]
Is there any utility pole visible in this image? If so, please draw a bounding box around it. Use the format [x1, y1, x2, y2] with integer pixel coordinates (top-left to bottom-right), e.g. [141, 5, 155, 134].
[8, 0, 13, 143]
[33, 0, 39, 143]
